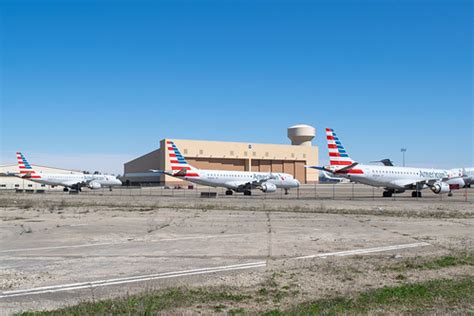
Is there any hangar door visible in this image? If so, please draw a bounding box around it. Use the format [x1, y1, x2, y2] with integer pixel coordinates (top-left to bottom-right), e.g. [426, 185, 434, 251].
[187, 157, 246, 172]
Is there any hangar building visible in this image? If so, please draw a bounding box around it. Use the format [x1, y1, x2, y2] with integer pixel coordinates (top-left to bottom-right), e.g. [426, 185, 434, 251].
[123, 124, 319, 185]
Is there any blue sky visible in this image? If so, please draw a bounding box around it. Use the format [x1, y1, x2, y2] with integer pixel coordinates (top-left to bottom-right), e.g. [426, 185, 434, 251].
[0, 0, 472, 174]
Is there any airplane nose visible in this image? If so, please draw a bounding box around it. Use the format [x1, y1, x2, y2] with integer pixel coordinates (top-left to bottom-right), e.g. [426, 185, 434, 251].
[294, 179, 301, 187]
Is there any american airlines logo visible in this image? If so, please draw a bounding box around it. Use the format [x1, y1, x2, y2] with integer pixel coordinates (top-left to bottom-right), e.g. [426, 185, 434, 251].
[419, 170, 447, 179]
[252, 173, 277, 181]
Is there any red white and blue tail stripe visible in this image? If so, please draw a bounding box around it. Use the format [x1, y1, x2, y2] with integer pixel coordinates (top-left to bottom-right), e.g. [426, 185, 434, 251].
[166, 141, 199, 177]
[16, 152, 41, 179]
[326, 128, 354, 166]
[325, 128, 363, 174]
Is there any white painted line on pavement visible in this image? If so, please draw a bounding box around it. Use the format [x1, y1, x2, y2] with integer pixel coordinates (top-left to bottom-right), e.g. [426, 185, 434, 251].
[293, 242, 430, 260]
[0, 261, 267, 299]
[0, 242, 117, 253]
[0, 242, 431, 299]
[0, 234, 250, 254]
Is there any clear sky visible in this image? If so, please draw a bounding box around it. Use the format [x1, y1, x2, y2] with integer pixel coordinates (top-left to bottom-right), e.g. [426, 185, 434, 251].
[0, 0, 472, 174]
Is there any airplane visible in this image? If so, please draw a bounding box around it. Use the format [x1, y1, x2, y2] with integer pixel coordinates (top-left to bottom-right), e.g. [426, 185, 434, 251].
[448, 167, 474, 188]
[150, 140, 300, 196]
[307, 128, 465, 198]
[369, 159, 472, 189]
[13, 152, 122, 192]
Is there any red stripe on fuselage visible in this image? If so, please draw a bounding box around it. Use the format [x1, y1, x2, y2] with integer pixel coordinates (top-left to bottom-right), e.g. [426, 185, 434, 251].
[330, 161, 352, 165]
[328, 144, 337, 149]
[22, 175, 41, 179]
[327, 136, 334, 140]
[336, 169, 364, 174]
[175, 173, 199, 177]
[171, 166, 191, 170]
[329, 152, 340, 157]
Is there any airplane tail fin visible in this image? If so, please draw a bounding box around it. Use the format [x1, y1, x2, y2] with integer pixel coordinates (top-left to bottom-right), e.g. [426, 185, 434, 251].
[16, 152, 41, 179]
[166, 140, 198, 173]
[325, 128, 355, 167]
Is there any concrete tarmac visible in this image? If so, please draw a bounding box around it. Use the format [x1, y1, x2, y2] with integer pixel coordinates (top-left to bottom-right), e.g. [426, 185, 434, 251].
[0, 187, 472, 314]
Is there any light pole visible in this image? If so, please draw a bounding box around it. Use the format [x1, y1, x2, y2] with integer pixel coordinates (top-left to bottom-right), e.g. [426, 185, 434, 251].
[248, 144, 253, 172]
[401, 148, 407, 167]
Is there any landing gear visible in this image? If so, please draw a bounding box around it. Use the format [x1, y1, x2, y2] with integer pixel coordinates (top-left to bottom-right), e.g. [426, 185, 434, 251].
[382, 191, 393, 198]
[109, 186, 113, 192]
[63, 187, 69, 192]
[243, 190, 252, 196]
[448, 191, 453, 197]
[69, 184, 81, 194]
[225, 190, 233, 196]
[284, 189, 289, 195]
[411, 191, 422, 198]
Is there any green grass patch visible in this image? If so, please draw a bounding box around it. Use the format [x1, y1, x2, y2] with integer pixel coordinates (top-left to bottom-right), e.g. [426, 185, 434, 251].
[387, 253, 474, 272]
[17, 287, 251, 315]
[16, 278, 473, 315]
[266, 278, 473, 315]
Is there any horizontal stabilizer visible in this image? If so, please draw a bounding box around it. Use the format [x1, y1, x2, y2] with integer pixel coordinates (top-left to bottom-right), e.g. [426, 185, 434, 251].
[149, 169, 165, 174]
[149, 169, 174, 176]
[305, 165, 331, 172]
[335, 162, 359, 173]
[173, 168, 188, 176]
[305, 162, 358, 174]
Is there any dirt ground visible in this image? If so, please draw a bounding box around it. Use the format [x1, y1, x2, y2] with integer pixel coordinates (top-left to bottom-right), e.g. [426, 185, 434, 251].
[0, 189, 473, 314]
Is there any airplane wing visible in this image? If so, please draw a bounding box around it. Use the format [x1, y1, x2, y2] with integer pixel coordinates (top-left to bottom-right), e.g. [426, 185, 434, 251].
[389, 179, 424, 189]
[305, 162, 359, 174]
[225, 174, 278, 191]
[149, 169, 174, 176]
[389, 177, 452, 190]
[224, 181, 249, 190]
[61, 181, 85, 188]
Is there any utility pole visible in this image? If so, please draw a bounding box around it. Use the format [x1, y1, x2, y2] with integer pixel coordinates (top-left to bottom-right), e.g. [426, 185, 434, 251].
[401, 148, 407, 167]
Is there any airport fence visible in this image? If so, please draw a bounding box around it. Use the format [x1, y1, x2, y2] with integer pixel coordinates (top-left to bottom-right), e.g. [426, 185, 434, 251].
[3, 182, 471, 202]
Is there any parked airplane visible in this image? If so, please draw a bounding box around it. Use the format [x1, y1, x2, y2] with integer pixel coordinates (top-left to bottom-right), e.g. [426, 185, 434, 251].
[369, 160, 471, 189]
[14, 152, 122, 192]
[308, 128, 464, 197]
[150, 141, 300, 195]
[448, 167, 474, 188]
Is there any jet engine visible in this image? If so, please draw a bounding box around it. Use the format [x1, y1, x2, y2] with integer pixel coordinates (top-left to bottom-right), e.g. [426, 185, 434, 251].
[88, 181, 102, 189]
[261, 182, 277, 193]
[430, 182, 450, 194]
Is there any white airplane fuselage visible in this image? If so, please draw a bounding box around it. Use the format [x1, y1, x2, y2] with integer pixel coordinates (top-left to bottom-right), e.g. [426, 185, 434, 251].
[178, 170, 300, 191]
[336, 165, 460, 191]
[29, 173, 122, 188]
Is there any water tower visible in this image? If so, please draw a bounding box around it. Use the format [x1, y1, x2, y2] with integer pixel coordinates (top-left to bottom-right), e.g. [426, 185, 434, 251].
[287, 124, 316, 146]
